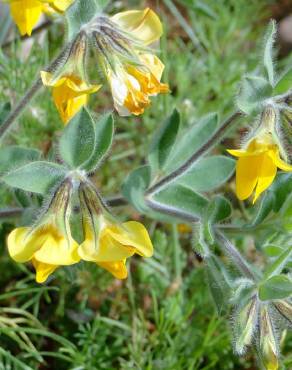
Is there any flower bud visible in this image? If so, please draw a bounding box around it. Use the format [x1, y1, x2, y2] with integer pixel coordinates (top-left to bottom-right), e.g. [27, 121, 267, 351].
[259, 306, 279, 370]
[234, 297, 258, 354]
[41, 32, 101, 124]
[273, 300, 292, 326]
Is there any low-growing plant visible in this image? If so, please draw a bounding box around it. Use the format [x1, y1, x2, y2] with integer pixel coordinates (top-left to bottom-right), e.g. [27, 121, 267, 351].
[0, 0, 291, 369]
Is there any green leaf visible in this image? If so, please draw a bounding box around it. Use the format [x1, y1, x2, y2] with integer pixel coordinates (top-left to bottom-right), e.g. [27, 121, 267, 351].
[259, 275, 292, 301]
[273, 67, 292, 95]
[66, 0, 109, 40]
[264, 246, 292, 280]
[83, 113, 114, 172]
[263, 20, 276, 86]
[178, 155, 235, 192]
[281, 192, 292, 231]
[148, 109, 180, 173]
[164, 113, 219, 173]
[59, 108, 95, 169]
[263, 245, 285, 258]
[250, 191, 275, 226]
[1, 162, 66, 194]
[237, 75, 273, 115]
[271, 173, 292, 212]
[205, 255, 232, 314]
[153, 184, 208, 219]
[122, 165, 151, 213]
[0, 146, 41, 175]
[207, 195, 232, 223]
[0, 102, 11, 125]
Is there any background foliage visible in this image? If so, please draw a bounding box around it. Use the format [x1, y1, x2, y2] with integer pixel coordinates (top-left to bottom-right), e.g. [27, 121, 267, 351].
[0, 0, 291, 369]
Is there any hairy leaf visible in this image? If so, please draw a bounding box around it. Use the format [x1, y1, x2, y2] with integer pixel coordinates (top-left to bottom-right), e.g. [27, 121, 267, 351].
[59, 108, 95, 169]
[259, 275, 292, 301]
[148, 109, 180, 173]
[2, 162, 66, 194]
[178, 155, 235, 192]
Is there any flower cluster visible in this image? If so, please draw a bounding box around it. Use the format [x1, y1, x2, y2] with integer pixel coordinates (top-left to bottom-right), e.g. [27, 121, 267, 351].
[233, 293, 292, 370]
[40, 7, 169, 123]
[7, 180, 153, 283]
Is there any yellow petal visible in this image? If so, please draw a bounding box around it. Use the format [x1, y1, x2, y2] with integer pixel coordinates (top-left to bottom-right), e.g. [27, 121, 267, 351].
[79, 229, 134, 262]
[44, 75, 101, 124]
[108, 221, 154, 258]
[34, 231, 80, 265]
[31, 258, 58, 283]
[111, 8, 163, 45]
[227, 149, 249, 158]
[140, 53, 165, 81]
[10, 0, 43, 36]
[235, 155, 259, 200]
[49, 0, 72, 12]
[7, 227, 47, 263]
[272, 150, 292, 172]
[253, 152, 277, 203]
[97, 260, 128, 279]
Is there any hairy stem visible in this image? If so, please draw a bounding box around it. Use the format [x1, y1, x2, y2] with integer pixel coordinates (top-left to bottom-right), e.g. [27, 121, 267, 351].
[0, 44, 71, 140]
[215, 230, 259, 281]
[147, 111, 242, 195]
[145, 197, 199, 223]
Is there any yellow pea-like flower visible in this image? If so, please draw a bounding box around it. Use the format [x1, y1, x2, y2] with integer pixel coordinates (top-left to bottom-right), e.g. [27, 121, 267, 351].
[7, 222, 80, 283]
[8, 0, 73, 36]
[79, 216, 153, 279]
[108, 53, 169, 116]
[98, 8, 169, 116]
[41, 71, 101, 124]
[227, 134, 292, 203]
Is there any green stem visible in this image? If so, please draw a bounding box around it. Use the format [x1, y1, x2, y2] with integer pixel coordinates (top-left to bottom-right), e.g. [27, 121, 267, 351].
[147, 111, 242, 196]
[215, 230, 259, 281]
[171, 223, 181, 279]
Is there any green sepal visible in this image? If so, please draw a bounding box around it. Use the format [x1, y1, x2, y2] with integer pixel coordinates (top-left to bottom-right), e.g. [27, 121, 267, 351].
[177, 155, 235, 192]
[148, 109, 180, 174]
[259, 274, 292, 301]
[122, 165, 151, 213]
[82, 113, 114, 173]
[66, 0, 109, 40]
[1, 161, 66, 195]
[164, 113, 219, 173]
[0, 146, 41, 175]
[237, 75, 273, 115]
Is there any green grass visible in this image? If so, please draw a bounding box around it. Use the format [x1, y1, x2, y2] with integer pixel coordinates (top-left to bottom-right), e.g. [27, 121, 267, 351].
[0, 0, 291, 369]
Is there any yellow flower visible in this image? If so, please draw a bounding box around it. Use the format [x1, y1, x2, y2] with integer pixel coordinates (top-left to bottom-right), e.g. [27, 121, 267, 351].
[7, 222, 80, 283]
[8, 0, 73, 36]
[41, 71, 101, 124]
[100, 8, 169, 116]
[108, 53, 169, 116]
[78, 215, 153, 279]
[227, 134, 292, 203]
